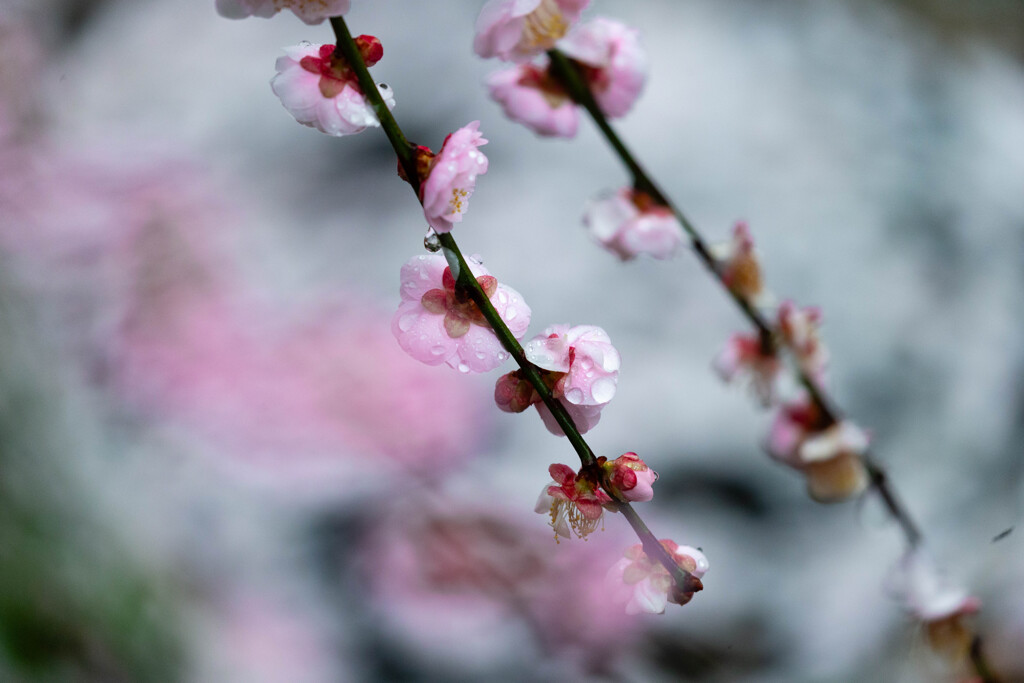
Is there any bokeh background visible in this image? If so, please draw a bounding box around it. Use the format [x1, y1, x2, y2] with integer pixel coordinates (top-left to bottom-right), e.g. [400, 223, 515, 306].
[1, 0, 1023, 680]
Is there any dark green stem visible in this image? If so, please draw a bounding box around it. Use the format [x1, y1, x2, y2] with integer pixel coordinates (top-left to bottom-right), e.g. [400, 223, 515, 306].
[548, 47, 923, 550]
[330, 17, 417, 184]
[436, 232, 596, 467]
[970, 634, 1001, 683]
[329, 16, 698, 592]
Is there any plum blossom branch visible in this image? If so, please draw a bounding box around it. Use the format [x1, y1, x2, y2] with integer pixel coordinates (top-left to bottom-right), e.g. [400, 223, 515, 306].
[545, 46, 924, 549]
[328, 15, 700, 599]
[541, 40, 1011, 678]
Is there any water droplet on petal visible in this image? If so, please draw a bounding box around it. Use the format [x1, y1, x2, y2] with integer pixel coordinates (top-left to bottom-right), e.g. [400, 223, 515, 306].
[497, 352, 508, 361]
[398, 313, 417, 332]
[565, 388, 584, 404]
[424, 229, 441, 252]
[580, 358, 593, 370]
[506, 308, 517, 320]
[591, 377, 616, 404]
[431, 345, 447, 356]
[458, 362, 470, 373]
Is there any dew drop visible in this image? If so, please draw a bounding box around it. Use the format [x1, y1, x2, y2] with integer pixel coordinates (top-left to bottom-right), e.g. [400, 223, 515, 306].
[591, 377, 616, 404]
[431, 345, 447, 356]
[475, 351, 486, 360]
[458, 362, 470, 373]
[397, 313, 417, 332]
[497, 352, 509, 361]
[423, 229, 441, 252]
[580, 358, 593, 370]
[565, 388, 584, 404]
[506, 308, 517, 320]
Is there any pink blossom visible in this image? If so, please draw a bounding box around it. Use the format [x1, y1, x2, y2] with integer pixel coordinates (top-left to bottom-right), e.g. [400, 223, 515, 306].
[215, 0, 350, 24]
[270, 41, 395, 137]
[710, 221, 767, 304]
[392, 253, 530, 373]
[777, 300, 829, 380]
[485, 62, 579, 138]
[887, 549, 981, 661]
[474, 0, 590, 62]
[361, 502, 640, 672]
[583, 188, 684, 261]
[888, 549, 980, 624]
[418, 122, 489, 233]
[607, 540, 709, 614]
[558, 17, 648, 118]
[524, 323, 620, 405]
[766, 397, 870, 502]
[606, 452, 657, 503]
[712, 331, 780, 407]
[198, 591, 345, 683]
[493, 369, 604, 435]
[117, 295, 490, 496]
[535, 399, 605, 436]
[535, 463, 613, 539]
[496, 323, 619, 436]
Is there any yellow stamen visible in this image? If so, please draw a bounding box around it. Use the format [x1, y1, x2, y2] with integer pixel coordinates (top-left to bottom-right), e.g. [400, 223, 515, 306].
[522, 0, 569, 51]
[448, 187, 469, 215]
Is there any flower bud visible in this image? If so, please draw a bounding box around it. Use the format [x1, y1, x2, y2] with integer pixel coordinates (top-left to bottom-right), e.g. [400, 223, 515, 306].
[607, 452, 657, 502]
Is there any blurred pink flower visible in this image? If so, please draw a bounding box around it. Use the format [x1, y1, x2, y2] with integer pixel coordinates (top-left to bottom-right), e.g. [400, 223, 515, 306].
[198, 590, 345, 683]
[271, 41, 394, 137]
[361, 500, 640, 675]
[777, 300, 829, 380]
[392, 253, 530, 373]
[607, 540, 709, 614]
[888, 548, 980, 623]
[713, 331, 780, 407]
[583, 187, 684, 261]
[606, 452, 657, 503]
[117, 295, 489, 490]
[710, 221, 767, 305]
[767, 397, 870, 502]
[215, 0, 350, 24]
[887, 548, 981, 664]
[486, 62, 579, 138]
[418, 122, 489, 233]
[474, 0, 590, 62]
[558, 17, 647, 118]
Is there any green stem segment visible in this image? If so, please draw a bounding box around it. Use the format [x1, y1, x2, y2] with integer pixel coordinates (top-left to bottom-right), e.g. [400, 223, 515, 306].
[971, 635, 1002, 683]
[329, 17, 699, 592]
[548, 47, 923, 549]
